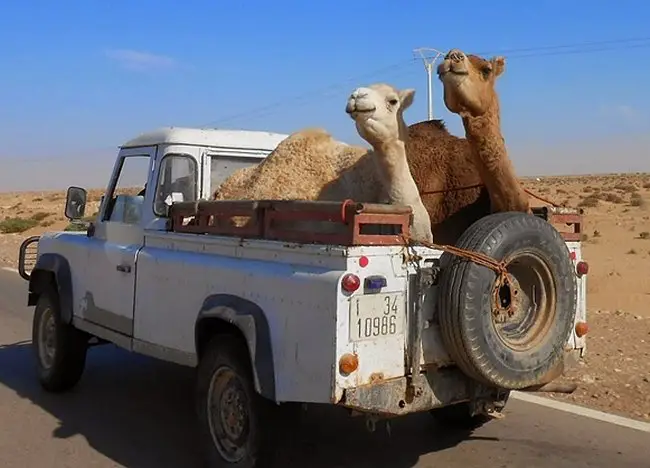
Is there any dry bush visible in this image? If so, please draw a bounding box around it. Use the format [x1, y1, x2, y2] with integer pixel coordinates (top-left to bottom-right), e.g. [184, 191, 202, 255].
[627, 248, 637, 255]
[602, 192, 624, 204]
[614, 183, 638, 193]
[643, 182, 650, 189]
[30, 211, 50, 221]
[639, 231, 650, 240]
[593, 230, 601, 238]
[582, 186, 594, 193]
[0, 217, 38, 234]
[630, 193, 646, 207]
[578, 195, 600, 208]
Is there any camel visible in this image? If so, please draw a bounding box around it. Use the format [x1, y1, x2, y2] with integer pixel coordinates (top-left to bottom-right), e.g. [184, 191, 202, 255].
[405, 48, 530, 244]
[214, 83, 433, 242]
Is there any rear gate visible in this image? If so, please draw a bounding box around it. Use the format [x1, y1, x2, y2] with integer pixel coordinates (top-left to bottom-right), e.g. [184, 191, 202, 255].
[334, 250, 413, 396]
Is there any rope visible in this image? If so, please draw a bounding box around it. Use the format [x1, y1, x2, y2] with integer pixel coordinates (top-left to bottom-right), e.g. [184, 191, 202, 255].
[400, 234, 510, 283]
[420, 183, 561, 208]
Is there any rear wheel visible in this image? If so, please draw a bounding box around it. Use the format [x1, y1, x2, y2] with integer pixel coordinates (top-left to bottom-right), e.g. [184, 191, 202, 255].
[196, 335, 278, 468]
[32, 286, 88, 392]
[437, 212, 577, 390]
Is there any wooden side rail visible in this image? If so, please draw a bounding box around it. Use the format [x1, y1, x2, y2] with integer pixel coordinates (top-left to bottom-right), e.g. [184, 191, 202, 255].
[169, 199, 413, 246]
[532, 206, 584, 242]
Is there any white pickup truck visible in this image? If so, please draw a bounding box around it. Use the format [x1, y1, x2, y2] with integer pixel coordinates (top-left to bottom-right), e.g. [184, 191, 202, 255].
[18, 126, 589, 468]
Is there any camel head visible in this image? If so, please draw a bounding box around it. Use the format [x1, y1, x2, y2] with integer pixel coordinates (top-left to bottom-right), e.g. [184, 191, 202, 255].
[345, 83, 415, 147]
[437, 48, 505, 117]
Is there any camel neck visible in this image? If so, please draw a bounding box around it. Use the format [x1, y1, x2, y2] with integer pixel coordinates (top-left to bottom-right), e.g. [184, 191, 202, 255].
[373, 139, 422, 205]
[462, 111, 528, 212]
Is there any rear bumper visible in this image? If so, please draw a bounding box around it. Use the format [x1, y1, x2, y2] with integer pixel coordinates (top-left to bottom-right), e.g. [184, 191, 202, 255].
[338, 366, 500, 417]
[338, 349, 583, 417]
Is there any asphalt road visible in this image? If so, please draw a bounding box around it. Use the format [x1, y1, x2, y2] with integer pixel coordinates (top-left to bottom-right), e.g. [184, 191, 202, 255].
[0, 267, 648, 468]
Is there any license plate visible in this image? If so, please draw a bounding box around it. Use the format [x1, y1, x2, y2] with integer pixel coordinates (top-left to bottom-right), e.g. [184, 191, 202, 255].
[349, 293, 406, 341]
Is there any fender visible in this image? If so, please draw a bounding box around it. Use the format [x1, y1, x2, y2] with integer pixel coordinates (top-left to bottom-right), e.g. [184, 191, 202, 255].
[196, 294, 276, 400]
[28, 253, 74, 323]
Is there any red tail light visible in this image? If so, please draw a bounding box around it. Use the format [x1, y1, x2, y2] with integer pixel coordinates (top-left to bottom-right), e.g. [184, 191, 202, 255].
[576, 261, 589, 276]
[341, 273, 361, 293]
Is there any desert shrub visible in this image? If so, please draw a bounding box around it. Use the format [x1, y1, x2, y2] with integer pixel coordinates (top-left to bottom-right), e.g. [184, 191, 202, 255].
[64, 222, 88, 232]
[627, 248, 637, 254]
[602, 192, 624, 203]
[614, 183, 637, 192]
[639, 231, 650, 240]
[643, 182, 650, 189]
[578, 196, 599, 208]
[40, 220, 55, 227]
[630, 193, 646, 207]
[593, 230, 601, 237]
[0, 217, 39, 234]
[30, 211, 50, 221]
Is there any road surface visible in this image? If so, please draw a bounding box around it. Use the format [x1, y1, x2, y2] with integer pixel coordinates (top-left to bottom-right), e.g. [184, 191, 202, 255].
[0, 267, 648, 468]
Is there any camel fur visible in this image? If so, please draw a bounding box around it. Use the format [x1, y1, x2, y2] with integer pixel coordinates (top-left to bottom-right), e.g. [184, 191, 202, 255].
[404, 48, 531, 244]
[214, 83, 433, 242]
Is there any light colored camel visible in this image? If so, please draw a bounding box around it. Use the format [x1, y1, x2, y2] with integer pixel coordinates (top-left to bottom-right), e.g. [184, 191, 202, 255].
[214, 83, 433, 242]
[403, 48, 531, 244]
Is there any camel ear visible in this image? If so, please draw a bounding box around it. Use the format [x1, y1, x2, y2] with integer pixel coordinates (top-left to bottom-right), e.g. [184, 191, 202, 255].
[399, 88, 416, 110]
[492, 56, 506, 77]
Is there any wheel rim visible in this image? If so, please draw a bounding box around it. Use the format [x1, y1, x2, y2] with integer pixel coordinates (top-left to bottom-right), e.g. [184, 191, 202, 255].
[491, 251, 557, 352]
[37, 306, 57, 369]
[207, 365, 251, 463]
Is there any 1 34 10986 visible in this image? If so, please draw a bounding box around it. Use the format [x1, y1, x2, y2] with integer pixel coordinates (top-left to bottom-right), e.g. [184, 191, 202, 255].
[350, 293, 405, 341]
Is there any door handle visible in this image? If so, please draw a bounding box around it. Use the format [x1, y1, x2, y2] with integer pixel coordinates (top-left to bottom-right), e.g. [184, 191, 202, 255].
[116, 264, 132, 273]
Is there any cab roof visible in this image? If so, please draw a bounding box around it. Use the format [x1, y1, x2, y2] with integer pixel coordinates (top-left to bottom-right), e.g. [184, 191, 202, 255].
[120, 126, 290, 151]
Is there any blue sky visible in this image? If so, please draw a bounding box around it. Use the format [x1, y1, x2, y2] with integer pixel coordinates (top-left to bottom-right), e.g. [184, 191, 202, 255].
[1, 0, 650, 190]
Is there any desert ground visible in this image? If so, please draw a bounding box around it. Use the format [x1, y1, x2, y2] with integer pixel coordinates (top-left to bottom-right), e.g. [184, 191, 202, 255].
[1, 173, 649, 422]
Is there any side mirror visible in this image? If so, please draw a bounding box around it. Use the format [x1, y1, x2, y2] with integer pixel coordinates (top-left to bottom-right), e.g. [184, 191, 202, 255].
[64, 186, 88, 220]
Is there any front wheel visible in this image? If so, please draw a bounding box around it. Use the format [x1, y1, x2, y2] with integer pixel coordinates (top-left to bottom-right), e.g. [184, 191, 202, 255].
[32, 287, 88, 392]
[196, 335, 278, 468]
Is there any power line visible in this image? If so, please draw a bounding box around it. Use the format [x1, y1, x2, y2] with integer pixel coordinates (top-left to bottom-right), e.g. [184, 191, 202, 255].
[200, 36, 650, 126]
[7, 35, 650, 164]
[197, 58, 418, 127]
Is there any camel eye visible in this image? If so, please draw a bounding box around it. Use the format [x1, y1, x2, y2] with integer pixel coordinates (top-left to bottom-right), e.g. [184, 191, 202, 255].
[388, 98, 399, 105]
[481, 66, 492, 77]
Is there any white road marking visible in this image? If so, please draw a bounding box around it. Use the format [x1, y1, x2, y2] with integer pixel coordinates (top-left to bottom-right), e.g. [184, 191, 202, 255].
[511, 391, 650, 433]
[1, 267, 18, 274]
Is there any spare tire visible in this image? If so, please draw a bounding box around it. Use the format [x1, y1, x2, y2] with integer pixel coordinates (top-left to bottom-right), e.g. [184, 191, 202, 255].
[437, 211, 577, 390]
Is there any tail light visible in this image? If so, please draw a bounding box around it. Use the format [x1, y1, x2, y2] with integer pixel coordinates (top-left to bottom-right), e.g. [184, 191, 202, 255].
[341, 273, 361, 293]
[576, 261, 589, 277]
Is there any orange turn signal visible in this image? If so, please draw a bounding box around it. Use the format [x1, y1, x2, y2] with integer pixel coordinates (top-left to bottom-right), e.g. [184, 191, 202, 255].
[575, 321, 589, 338]
[339, 353, 359, 375]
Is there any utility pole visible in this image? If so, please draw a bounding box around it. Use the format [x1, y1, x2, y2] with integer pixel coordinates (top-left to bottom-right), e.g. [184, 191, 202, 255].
[413, 47, 444, 121]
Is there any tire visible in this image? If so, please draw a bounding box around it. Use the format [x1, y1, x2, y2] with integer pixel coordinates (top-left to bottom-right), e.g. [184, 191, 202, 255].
[437, 212, 577, 390]
[32, 286, 88, 392]
[196, 335, 278, 468]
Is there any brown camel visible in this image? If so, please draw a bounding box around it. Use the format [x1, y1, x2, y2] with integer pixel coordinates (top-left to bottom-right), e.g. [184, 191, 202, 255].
[405, 48, 531, 244]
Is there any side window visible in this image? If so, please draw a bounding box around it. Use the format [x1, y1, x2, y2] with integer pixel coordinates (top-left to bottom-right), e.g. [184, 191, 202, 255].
[104, 155, 151, 224]
[210, 154, 265, 195]
[153, 154, 198, 217]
